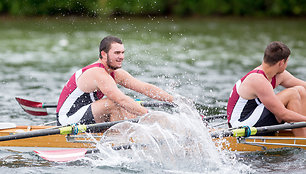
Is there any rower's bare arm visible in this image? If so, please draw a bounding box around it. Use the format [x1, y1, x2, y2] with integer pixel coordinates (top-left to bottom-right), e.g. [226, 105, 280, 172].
[254, 76, 306, 122]
[93, 69, 148, 115]
[115, 69, 173, 102]
[279, 70, 306, 89]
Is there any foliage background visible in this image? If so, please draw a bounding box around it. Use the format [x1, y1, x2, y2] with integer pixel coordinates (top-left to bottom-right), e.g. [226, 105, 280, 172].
[0, 0, 306, 17]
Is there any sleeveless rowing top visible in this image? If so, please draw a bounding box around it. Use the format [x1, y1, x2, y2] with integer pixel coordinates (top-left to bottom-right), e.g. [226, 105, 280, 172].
[56, 63, 114, 115]
[227, 69, 276, 123]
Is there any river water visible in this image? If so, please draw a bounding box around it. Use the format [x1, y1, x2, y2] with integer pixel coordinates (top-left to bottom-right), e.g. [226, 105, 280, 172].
[0, 16, 305, 173]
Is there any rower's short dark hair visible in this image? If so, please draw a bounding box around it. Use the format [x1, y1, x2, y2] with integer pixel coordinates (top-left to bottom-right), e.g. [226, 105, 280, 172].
[263, 41, 291, 65]
[99, 36, 122, 58]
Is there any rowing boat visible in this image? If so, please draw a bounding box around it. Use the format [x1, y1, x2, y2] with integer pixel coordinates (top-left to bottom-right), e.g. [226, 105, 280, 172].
[1, 123, 305, 152]
[1, 97, 304, 160]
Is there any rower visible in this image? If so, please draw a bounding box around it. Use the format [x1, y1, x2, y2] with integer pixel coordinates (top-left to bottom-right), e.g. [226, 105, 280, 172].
[56, 36, 173, 126]
[227, 41, 306, 137]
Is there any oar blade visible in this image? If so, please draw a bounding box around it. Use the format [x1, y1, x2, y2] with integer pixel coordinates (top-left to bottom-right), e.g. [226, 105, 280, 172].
[34, 148, 88, 162]
[0, 123, 17, 130]
[15, 97, 48, 116]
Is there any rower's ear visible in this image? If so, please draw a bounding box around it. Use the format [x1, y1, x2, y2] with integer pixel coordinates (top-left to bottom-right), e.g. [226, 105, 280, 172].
[101, 50, 107, 59]
[278, 59, 285, 67]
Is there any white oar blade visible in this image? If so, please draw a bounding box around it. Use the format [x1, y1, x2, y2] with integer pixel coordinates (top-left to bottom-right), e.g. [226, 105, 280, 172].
[0, 123, 17, 130]
[34, 148, 87, 162]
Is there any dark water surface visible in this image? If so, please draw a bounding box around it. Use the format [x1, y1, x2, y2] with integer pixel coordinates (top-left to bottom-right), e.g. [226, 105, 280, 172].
[0, 16, 305, 173]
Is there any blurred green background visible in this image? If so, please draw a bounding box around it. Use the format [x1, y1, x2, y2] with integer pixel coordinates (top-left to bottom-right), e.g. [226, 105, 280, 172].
[1, 0, 305, 17]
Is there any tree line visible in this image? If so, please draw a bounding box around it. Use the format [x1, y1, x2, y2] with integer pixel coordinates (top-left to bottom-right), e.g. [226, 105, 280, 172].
[1, 0, 305, 17]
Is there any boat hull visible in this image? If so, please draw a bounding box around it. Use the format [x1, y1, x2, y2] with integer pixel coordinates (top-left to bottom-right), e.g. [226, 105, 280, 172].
[1, 126, 305, 151]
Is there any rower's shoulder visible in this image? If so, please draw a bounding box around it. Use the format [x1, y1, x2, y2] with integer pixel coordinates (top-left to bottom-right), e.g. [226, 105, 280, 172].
[241, 73, 271, 91]
[244, 72, 267, 81]
[80, 66, 111, 82]
[84, 66, 107, 76]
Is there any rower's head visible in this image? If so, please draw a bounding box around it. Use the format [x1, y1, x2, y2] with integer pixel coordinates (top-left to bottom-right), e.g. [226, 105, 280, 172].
[263, 41, 291, 73]
[99, 36, 123, 58]
[263, 41, 290, 66]
[99, 36, 125, 70]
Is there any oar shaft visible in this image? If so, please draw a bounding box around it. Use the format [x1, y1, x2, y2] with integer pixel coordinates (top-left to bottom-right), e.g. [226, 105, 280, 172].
[86, 143, 147, 154]
[0, 128, 60, 141]
[42, 104, 57, 108]
[84, 145, 132, 154]
[210, 130, 233, 138]
[42, 102, 176, 108]
[256, 122, 306, 134]
[0, 118, 140, 142]
[16, 97, 179, 117]
[211, 122, 306, 138]
[140, 101, 177, 108]
[202, 114, 226, 121]
[85, 118, 140, 133]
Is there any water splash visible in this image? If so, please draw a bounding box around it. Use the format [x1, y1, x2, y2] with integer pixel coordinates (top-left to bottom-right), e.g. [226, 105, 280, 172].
[84, 99, 252, 173]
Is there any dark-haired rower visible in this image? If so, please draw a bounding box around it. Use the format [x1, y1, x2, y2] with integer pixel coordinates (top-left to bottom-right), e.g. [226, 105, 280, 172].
[56, 36, 173, 126]
[227, 41, 306, 136]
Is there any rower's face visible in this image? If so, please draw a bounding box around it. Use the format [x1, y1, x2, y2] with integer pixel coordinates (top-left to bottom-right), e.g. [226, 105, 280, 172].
[107, 43, 125, 70]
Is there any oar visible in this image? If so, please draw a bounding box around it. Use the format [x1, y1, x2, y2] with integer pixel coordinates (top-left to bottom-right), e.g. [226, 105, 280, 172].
[15, 97, 176, 116]
[201, 114, 226, 121]
[0, 118, 140, 142]
[34, 148, 89, 162]
[15, 97, 54, 116]
[15, 97, 227, 122]
[211, 122, 306, 138]
[0, 123, 17, 130]
[34, 144, 139, 162]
